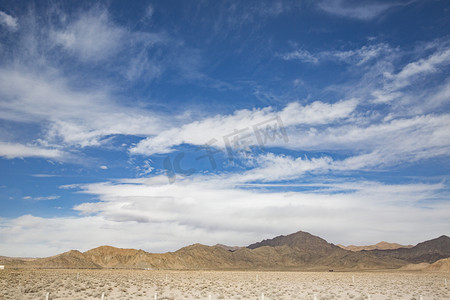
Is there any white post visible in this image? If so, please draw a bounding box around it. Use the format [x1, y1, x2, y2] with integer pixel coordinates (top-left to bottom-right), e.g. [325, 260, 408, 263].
[154, 292, 157, 300]
[101, 292, 104, 300]
[256, 274, 259, 281]
[165, 274, 168, 282]
[445, 279, 447, 287]
[77, 272, 79, 280]
[419, 296, 423, 300]
[314, 295, 317, 300]
[261, 293, 264, 300]
[45, 292, 49, 300]
[352, 276, 355, 284]
[368, 294, 371, 300]
[208, 295, 212, 300]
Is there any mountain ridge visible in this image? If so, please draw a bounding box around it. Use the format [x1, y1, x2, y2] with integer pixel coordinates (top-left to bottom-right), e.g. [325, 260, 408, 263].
[367, 235, 450, 263]
[1, 231, 449, 271]
[337, 241, 414, 252]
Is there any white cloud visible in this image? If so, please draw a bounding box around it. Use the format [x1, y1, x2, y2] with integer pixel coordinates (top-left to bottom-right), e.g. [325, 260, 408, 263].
[285, 43, 450, 168]
[125, 48, 164, 81]
[130, 99, 358, 155]
[52, 9, 125, 62]
[285, 114, 450, 166]
[384, 48, 450, 91]
[145, 5, 154, 19]
[0, 142, 64, 159]
[352, 46, 450, 117]
[22, 195, 60, 201]
[229, 153, 334, 183]
[49, 7, 169, 81]
[281, 49, 319, 64]
[0, 4, 449, 259]
[0, 11, 18, 31]
[100, 165, 108, 170]
[281, 43, 393, 65]
[317, 0, 406, 21]
[1, 173, 447, 257]
[135, 160, 155, 176]
[0, 6, 183, 159]
[31, 174, 59, 178]
[74, 174, 450, 247]
[0, 68, 165, 149]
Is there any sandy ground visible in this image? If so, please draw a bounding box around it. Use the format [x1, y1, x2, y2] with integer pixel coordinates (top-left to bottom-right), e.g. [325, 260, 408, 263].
[0, 269, 449, 300]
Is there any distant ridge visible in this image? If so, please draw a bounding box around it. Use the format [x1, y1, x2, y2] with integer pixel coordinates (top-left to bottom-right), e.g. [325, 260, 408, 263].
[368, 235, 450, 263]
[337, 241, 413, 252]
[1, 231, 449, 271]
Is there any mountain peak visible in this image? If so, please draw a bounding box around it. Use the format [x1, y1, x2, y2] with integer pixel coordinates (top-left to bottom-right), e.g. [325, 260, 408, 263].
[413, 235, 450, 251]
[247, 230, 338, 253]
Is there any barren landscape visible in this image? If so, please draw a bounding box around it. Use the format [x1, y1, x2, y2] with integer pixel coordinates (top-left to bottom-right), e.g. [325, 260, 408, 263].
[1, 231, 449, 299]
[1, 1, 449, 299]
[0, 269, 449, 300]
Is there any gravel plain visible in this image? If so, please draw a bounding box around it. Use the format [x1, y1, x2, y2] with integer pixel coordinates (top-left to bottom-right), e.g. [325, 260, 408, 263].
[0, 269, 449, 300]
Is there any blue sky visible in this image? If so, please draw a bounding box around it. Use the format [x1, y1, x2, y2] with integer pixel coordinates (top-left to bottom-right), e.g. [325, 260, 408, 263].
[0, 0, 449, 257]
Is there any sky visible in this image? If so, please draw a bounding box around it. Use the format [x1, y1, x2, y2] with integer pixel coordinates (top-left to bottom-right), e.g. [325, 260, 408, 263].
[0, 0, 449, 257]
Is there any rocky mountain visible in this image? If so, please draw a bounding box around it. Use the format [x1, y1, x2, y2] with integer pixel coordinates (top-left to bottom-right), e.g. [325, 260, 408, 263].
[367, 235, 450, 263]
[1, 231, 449, 270]
[248, 231, 340, 253]
[247, 231, 406, 270]
[337, 241, 413, 252]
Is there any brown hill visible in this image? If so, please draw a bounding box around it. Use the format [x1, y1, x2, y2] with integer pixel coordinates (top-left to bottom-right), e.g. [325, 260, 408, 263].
[0, 256, 32, 268]
[425, 257, 450, 272]
[1, 231, 448, 270]
[337, 241, 413, 251]
[16, 250, 100, 269]
[247, 231, 406, 270]
[368, 235, 450, 263]
[84, 246, 153, 269]
[399, 262, 430, 271]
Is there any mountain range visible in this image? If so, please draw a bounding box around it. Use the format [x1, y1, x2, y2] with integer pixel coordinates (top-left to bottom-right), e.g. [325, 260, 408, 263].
[337, 241, 413, 252]
[1, 231, 449, 271]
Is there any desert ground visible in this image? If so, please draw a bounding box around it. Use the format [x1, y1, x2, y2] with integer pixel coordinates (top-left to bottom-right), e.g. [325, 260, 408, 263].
[0, 269, 449, 300]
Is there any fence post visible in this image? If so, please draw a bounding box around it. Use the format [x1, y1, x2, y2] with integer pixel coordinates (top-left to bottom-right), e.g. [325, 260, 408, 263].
[45, 292, 49, 300]
[101, 292, 104, 300]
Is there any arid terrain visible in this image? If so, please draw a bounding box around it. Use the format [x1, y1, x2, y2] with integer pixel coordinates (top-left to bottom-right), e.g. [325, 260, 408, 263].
[1, 231, 449, 299]
[0, 269, 449, 300]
